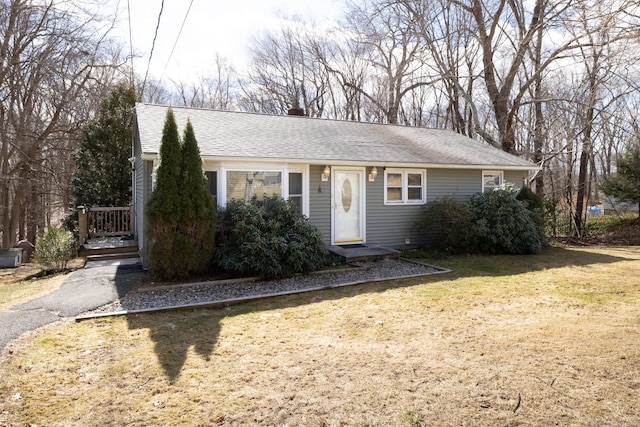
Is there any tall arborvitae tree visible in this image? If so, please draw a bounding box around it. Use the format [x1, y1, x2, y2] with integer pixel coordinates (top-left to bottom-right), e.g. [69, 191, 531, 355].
[178, 119, 216, 273]
[72, 82, 138, 207]
[146, 108, 184, 278]
[146, 110, 217, 278]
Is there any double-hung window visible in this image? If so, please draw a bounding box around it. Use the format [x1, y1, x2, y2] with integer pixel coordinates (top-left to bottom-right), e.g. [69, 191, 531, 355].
[482, 170, 503, 193]
[384, 169, 426, 204]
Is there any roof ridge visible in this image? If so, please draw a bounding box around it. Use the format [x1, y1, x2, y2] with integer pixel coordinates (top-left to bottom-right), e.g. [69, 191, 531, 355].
[136, 102, 462, 134]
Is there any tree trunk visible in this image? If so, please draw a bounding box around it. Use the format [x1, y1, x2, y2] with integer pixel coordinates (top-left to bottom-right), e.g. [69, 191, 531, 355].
[532, 18, 545, 196]
[574, 147, 590, 236]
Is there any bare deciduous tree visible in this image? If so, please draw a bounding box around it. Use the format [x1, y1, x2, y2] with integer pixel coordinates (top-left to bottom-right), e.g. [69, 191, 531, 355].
[241, 19, 331, 117]
[339, 0, 439, 124]
[170, 54, 238, 110]
[0, 0, 124, 247]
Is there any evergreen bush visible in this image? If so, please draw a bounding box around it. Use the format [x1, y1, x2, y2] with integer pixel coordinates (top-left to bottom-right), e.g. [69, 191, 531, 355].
[468, 187, 546, 254]
[421, 187, 546, 255]
[72, 81, 137, 207]
[35, 227, 75, 271]
[600, 143, 640, 216]
[65, 82, 137, 236]
[420, 198, 472, 254]
[177, 120, 216, 274]
[146, 109, 216, 279]
[516, 186, 544, 212]
[216, 195, 329, 279]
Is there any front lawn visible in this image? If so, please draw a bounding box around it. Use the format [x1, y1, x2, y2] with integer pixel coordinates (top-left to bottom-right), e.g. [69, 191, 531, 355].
[1, 246, 639, 426]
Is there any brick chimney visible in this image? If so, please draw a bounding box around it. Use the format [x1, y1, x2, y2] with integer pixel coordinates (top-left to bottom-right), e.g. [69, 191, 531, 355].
[287, 107, 305, 116]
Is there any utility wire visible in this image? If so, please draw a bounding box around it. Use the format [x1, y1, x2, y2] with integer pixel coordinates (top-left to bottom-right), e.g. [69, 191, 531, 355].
[160, 0, 195, 82]
[127, 0, 135, 86]
[141, 0, 165, 96]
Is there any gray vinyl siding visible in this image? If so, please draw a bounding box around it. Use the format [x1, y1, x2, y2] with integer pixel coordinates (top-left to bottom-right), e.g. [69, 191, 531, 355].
[308, 164, 331, 243]
[505, 170, 527, 188]
[427, 169, 528, 202]
[364, 168, 529, 249]
[365, 174, 426, 248]
[135, 159, 153, 269]
[365, 168, 484, 248]
[427, 169, 482, 201]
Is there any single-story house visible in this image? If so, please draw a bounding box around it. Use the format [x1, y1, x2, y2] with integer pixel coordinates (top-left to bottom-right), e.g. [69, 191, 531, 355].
[132, 103, 538, 268]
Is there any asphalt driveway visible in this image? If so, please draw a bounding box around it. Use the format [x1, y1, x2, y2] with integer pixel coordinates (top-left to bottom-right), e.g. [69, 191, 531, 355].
[0, 262, 145, 352]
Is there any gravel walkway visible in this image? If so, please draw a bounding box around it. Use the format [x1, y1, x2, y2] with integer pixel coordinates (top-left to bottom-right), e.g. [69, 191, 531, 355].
[80, 258, 449, 318]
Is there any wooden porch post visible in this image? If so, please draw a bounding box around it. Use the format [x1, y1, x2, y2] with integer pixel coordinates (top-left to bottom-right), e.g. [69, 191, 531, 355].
[129, 205, 135, 236]
[78, 206, 88, 244]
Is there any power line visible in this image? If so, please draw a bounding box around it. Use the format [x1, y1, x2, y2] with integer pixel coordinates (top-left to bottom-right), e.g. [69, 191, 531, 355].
[127, 0, 134, 86]
[141, 0, 165, 96]
[160, 0, 195, 82]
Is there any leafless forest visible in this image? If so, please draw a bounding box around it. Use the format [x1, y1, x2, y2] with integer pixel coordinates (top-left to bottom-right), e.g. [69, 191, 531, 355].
[2, 0, 639, 247]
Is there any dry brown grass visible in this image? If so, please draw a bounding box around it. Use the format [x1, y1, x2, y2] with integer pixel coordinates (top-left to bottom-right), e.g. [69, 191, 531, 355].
[0, 259, 85, 310]
[0, 275, 64, 311]
[1, 246, 639, 426]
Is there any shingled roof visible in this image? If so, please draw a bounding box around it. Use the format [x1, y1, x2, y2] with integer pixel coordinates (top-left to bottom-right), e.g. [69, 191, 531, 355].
[134, 103, 536, 170]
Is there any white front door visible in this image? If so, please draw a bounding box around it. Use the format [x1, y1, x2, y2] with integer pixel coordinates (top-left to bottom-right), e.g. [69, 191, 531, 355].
[332, 168, 365, 244]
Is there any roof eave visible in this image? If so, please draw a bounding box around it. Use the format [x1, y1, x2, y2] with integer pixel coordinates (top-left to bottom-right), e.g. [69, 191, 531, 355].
[139, 153, 538, 171]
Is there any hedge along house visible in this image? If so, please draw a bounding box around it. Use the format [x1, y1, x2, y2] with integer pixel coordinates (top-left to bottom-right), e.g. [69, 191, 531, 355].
[132, 103, 538, 268]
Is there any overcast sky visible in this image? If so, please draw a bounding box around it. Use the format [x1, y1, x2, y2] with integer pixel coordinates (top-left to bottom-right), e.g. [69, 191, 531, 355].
[109, 0, 344, 84]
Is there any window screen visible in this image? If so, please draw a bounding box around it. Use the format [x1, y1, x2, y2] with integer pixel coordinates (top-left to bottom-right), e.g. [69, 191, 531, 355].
[288, 172, 303, 212]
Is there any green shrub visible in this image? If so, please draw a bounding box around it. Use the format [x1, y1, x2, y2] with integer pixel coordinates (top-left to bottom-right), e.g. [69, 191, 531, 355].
[468, 187, 546, 254]
[35, 227, 75, 271]
[420, 197, 472, 254]
[516, 186, 544, 213]
[216, 195, 329, 279]
[421, 187, 546, 255]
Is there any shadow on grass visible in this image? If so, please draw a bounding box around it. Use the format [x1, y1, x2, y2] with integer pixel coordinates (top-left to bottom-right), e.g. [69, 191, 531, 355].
[124, 246, 635, 382]
[124, 276, 423, 382]
[127, 309, 223, 381]
[426, 245, 636, 278]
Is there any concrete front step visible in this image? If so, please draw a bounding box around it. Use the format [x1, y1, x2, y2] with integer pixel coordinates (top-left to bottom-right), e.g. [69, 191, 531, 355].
[327, 243, 401, 262]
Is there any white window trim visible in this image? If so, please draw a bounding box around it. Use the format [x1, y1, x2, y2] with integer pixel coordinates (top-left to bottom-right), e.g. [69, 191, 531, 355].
[215, 163, 309, 216]
[482, 170, 504, 193]
[383, 168, 427, 205]
[285, 167, 309, 216]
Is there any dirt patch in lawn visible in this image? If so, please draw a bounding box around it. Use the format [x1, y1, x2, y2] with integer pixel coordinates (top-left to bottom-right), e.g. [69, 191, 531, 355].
[1, 246, 639, 426]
